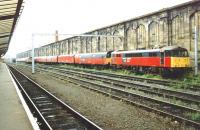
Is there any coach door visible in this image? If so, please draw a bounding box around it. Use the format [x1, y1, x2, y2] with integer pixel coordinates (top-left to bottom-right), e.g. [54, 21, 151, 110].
[160, 52, 164, 66]
[106, 51, 113, 64]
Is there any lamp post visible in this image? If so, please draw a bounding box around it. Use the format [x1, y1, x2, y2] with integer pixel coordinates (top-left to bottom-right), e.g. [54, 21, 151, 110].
[194, 26, 198, 76]
[32, 34, 35, 74]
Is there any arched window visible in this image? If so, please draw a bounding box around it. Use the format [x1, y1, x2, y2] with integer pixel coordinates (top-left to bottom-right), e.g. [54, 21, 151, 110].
[190, 11, 200, 51]
[137, 24, 146, 49]
[113, 30, 122, 50]
[172, 16, 180, 45]
[149, 21, 159, 48]
[106, 32, 113, 51]
[126, 27, 137, 50]
[99, 33, 106, 52]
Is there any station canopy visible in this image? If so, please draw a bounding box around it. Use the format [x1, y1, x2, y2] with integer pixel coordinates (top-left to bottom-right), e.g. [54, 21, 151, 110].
[0, 0, 23, 57]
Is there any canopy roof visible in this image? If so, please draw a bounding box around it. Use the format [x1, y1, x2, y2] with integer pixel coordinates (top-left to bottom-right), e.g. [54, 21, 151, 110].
[0, 0, 23, 56]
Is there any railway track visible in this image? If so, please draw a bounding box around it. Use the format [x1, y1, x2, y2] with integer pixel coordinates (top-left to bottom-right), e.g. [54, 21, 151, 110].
[29, 64, 200, 107]
[8, 65, 102, 130]
[47, 66, 200, 106]
[49, 64, 200, 92]
[12, 63, 200, 129]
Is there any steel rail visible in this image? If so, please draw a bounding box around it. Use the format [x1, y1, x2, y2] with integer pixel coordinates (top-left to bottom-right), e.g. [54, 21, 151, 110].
[57, 68, 200, 105]
[35, 64, 200, 106]
[50, 64, 200, 92]
[8, 65, 103, 130]
[13, 64, 200, 129]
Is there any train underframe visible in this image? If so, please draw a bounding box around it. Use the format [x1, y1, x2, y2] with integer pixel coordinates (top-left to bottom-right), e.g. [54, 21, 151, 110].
[125, 66, 191, 77]
[31, 61, 191, 77]
[61, 63, 191, 77]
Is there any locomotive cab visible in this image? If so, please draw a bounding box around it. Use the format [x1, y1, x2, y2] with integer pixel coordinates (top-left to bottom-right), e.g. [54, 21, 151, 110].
[105, 51, 113, 65]
[162, 46, 190, 68]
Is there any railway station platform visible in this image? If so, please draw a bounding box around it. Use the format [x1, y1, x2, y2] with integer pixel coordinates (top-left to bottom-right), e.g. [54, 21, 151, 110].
[0, 62, 33, 130]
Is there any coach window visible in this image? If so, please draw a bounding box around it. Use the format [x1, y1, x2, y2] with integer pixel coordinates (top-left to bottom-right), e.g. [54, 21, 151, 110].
[149, 52, 158, 57]
[106, 53, 110, 58]
[171, 50, 183, 57]
[125, 53, 130, 57]
[154, 52, 158, 57]
[178, 50, 188, 57]
[171, 50, 179, 57]
[183, 50, 189, 57]
[134, 53, 142, 57]
[116, 54, 121, 57]
[165, 51, 171, 57]
[142, 52, 149, 57]
[106, 51, 112, 58]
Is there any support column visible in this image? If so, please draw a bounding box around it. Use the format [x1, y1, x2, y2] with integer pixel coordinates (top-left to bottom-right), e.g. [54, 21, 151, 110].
[195, 26, 198, 75]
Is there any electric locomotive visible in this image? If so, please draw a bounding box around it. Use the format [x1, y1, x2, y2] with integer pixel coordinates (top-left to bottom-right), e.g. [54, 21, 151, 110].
[111, 46, 190, 73]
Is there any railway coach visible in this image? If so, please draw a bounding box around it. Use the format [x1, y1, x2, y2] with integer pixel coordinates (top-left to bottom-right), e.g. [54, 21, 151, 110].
[58, 54, 74, 64]
[74, 51, 113, 66]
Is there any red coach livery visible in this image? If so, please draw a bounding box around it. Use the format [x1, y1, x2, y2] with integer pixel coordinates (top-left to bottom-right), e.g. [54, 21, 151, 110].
[16, 46, 190, 74]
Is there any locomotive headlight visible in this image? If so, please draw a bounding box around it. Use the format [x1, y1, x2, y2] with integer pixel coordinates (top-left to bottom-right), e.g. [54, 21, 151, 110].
[122, 58, 126, 63]
[127, 58, 131, 63]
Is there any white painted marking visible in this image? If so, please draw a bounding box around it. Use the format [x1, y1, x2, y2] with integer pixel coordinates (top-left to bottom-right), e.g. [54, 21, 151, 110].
[5, 64, 40, 130]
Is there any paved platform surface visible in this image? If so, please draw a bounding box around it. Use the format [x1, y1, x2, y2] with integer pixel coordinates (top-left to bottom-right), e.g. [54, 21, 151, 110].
[0, 63, 33, 130]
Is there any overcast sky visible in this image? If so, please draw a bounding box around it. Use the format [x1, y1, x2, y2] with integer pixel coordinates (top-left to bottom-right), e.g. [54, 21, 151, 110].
[5, 0, 190, 58]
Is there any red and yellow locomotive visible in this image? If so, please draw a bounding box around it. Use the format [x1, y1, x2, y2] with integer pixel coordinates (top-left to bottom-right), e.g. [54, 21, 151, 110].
[110, 46, 190, 72]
